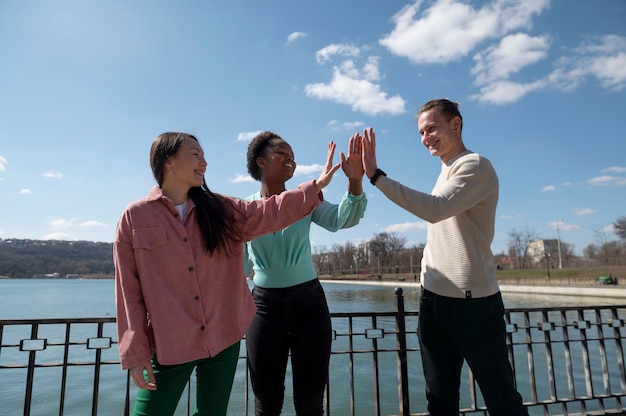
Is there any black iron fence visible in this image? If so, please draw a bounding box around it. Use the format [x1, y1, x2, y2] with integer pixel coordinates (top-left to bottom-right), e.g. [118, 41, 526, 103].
[1, 288, 625, 415]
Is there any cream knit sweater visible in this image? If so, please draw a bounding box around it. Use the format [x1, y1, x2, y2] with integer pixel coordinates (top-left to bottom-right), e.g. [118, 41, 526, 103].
[376, 150, 500, 299]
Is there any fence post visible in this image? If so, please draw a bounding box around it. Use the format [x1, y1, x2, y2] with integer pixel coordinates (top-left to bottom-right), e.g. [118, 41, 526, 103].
[394, 287, 411, 416]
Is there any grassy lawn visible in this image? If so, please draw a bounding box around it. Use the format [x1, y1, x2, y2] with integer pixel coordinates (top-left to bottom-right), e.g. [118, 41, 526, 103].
[496, 265, 626, 281]
[326, 265, 626, 284]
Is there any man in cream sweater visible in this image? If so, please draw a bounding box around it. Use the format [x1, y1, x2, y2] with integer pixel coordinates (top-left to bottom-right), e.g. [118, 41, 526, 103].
[362, 99, 527, 416]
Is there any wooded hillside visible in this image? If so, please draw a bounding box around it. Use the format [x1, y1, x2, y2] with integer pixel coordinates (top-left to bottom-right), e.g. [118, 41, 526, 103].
[0, 239, 114, 278]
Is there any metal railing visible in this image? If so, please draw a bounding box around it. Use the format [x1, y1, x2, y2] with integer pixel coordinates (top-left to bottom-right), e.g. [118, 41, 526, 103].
[1, 288, 625, 416]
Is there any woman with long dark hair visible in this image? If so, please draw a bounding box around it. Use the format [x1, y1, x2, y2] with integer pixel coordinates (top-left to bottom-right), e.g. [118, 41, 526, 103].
[114, 132, 340, 416]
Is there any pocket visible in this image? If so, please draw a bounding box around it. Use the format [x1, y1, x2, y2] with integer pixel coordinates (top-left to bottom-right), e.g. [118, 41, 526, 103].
[132, 227, 168, 250]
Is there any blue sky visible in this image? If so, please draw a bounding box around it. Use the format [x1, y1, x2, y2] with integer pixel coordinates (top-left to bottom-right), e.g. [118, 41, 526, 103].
[1, 0, 625, 256]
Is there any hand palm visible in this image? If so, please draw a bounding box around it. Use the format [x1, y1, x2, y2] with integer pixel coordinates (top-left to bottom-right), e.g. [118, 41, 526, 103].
[342, 152, 364, 179]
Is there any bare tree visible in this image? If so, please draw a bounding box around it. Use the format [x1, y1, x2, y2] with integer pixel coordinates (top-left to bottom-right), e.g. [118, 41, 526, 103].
[312, 244, 329, 275]
[368, 232, 407, 273]
[604, 241, 625, 266]
[331, 242, 364, 275]
[397, 244, 425, 277]
[593, 228, 615, 265]
[559, 241, 576, 268]
[506, 226, 539, 269]
[613, 216, 626, 241]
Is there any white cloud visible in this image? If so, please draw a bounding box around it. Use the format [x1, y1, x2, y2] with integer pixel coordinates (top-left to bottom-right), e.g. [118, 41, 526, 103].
[327, 120, 366, 131]
[380, 0, 494, 64]
[560, 223, 581, 232]
[501, 214, 523, 220]
[50, 219, 75, 229]
[287, 31, 307, 44]
[42, 232, 77, 241]
[19, 189, 32, 195]
[541, 185, 556, 192]
[377, 0, 625, 104]
[80, 220, 107, 228]
[295, 164, 323, 176]
[230, 173, 256, 184]
[46, 219, 107, 236]
[471, 79, 546, 105]
[572, 208, 596, 216]
[472, 33, 550, 85]
[382, 221, 428, 233]
[602, 223, 616, 233]
[237, 131, 263, 142]
[576, 35, 626, 91]
[587, 175, 626, 187]
[473, 33, 626, 103]
[549, 35, 626, 92]
[304, 61, 406, 116]
[379, 0, 549, 65]
[315, 43, 360, 64]
[0, 156, 7, 172]
[307, 43, 405, 116]
[602, 166, 626, 174]
[548, 220, 579, 232]
[42, 170, 63, 179]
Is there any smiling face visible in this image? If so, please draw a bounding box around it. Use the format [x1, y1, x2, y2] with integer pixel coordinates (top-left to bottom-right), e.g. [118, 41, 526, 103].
[417, 108, 465, 163]
[165, 137, 207, 190]
[257, 138, 296, 183]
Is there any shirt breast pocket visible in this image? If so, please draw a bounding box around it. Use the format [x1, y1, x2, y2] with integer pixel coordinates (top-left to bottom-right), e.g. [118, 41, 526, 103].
[132, 227, 168, 250]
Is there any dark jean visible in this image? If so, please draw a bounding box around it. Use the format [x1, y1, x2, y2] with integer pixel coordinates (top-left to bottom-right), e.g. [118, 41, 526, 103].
[246, 279, 332, 416]
[417, 289, 528, 416]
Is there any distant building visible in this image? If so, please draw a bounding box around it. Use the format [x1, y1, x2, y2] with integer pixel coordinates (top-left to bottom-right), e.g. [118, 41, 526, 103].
[527, 239, 558, 264]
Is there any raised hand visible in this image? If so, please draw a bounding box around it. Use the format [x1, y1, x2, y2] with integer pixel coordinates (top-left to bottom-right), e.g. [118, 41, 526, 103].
[340, 132, 365, 180]
[361, 127, 378, 179]
[314, 141, 341, 193]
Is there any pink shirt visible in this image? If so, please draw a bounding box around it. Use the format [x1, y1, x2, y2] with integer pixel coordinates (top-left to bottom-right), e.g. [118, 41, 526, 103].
[114, 180, 322, 369]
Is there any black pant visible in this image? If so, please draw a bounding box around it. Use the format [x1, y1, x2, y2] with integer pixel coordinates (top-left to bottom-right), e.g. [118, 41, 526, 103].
[417, 289, 528, 416]
[246, 279, 332, 416]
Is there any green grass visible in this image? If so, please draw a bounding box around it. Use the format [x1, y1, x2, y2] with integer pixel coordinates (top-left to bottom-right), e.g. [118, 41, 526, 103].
[324, 265, 626, 284]
[496, 265, 626, 280]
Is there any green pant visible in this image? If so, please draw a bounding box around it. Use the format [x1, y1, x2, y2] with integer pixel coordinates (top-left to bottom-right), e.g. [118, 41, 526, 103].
[133, 341, 240, 416]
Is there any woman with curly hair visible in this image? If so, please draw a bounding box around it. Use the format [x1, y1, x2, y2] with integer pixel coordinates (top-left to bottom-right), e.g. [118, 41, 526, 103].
[244, 131, 367, 415]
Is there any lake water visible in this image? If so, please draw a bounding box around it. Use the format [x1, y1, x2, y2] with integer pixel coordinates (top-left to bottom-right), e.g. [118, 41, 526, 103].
[1, 279, 625, 415]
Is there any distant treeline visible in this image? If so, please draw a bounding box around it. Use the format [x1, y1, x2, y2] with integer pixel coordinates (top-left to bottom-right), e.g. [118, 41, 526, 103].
[0, 239, 114, 278]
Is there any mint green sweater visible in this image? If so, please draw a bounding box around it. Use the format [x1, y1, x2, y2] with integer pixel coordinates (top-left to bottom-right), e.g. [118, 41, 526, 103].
[245, 191, 367, 288]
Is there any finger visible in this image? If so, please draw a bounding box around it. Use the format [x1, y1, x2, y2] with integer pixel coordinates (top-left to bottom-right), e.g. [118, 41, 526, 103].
[368, 128, 376, 150]
[362, 133, 371, 157]
[326, 141, 336, 168]
[131, 370, 149, 390]
[354, 135, 363, 154]
[366, 128, 376, 155]
[146, 366, 157, 388]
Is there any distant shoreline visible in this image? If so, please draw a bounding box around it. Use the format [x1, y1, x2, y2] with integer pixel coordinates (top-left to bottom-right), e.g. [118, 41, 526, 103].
[321, 278, 626, 300]
[0, 274, 114, 279]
